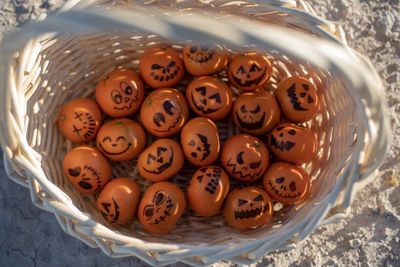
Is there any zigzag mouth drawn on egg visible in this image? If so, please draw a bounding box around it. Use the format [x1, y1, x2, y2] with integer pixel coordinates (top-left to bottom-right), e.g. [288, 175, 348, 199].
[235, 110, 266, 130]
[234, 206, 269, 219]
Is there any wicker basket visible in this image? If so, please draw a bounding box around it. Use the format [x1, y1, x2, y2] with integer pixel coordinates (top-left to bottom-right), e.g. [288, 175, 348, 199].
[0, 0, 390, 265]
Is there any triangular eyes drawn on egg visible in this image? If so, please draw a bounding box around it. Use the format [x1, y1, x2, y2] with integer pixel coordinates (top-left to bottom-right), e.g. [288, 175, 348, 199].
[238, 199, 248, 206]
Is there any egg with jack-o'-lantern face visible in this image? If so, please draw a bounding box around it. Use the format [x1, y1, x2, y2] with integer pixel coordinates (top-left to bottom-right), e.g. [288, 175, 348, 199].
[233, 91, 281, 135]
[228, 52, 272, 91]
[181, 117, 220, 167]
[138, 139, 184, 182]
[182, 43, 228, 76]
[187, 165, 230, 217]
[186, 76, 233, 121]
[263, 162, 310, 205]
[268, 122, 317, 164]
[221, 134, 269, 181]
[139, 47, 184, 88]
[137, 181, 186, 234]
[95, 68, 145, 117]
[274, 76, 319, 122]
[62, 145, 111, 194]
[223, 186, 273, 229]
[140, 88, 189, 137]
[97, 178, 141, 225]
[96, 118, 146, 162]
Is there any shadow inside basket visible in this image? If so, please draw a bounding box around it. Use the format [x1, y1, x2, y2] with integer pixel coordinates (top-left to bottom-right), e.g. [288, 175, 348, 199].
[23, 31, 359, 246]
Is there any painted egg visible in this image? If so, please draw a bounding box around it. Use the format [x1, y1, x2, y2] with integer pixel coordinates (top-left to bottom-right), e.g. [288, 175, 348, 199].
[96, 118, 146, 162]
[223, 186, 273, 229]
[274, 76, 319, 122]
[182, 43, 229, 76]
[95, 68, 145, 117]
[137, 181, 186, 234]
[181, 117, 220, 166]
[221, 134, 269, 181]
[140, 88, 189, 137]
[263, 162, 310, 205]
[58, 98, 101, 143]
[62, 145, 111, 194]
[233, 91, 281, 135]
[186, 76, 233, 121]
[139, 47, 184, 88]
[138, 139, 184, 182]
[97, 178, 141, 225]
[187, 166, 230, 217]
[227, 52, 272, 91]
[268, 122, 318, 164]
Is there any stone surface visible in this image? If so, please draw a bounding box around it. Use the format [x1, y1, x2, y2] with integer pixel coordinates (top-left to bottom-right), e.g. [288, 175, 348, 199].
[0, 0, 399, 266]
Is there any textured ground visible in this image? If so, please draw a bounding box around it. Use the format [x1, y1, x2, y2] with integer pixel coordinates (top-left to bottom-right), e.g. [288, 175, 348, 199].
[0, 0, 399, 266]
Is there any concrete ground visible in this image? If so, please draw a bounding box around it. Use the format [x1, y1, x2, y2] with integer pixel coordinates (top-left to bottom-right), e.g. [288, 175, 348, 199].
[0, 0, 399, 266]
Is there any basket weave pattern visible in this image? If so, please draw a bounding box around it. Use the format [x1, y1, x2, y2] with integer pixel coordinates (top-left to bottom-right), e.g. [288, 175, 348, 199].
[0, 0, 389, 265]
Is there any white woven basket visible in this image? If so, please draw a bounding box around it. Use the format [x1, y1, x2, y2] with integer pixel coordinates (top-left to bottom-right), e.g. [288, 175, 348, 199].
[0, 0, 390, 266]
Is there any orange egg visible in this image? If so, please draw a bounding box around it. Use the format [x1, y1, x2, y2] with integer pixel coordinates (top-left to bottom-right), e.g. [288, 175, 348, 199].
[263, 162, 310, 205]
[62, 145, 111, 194]
[139, 47, 184, 88]
[227, 51, 272, 91]
[140, 88, 189, 137]
[96, 118, 146, 162]
[97, 178, 141, 225]
[138, 139, 184, 182]
[274, 76, 319, 122]
[58, 98, 101, 143]
[268, 122, 317, 164]
[221, 134, 269, 181]
[233, 91, 281, 135]
[186, 76, 233, 121]
[182, 43, 229, 76]
[181, 117, 220, 166]
[95, 68, 145, 117]
[187, 166, 230, 217]
[137, 181, 186, 234]
[223, 186, 273, 229]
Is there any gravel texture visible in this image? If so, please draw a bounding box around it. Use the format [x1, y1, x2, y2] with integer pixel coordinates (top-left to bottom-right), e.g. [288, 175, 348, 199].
[0, 0, 399, 266]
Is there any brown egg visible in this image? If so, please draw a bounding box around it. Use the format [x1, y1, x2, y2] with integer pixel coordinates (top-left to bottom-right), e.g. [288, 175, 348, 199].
[96, 118, 146, 162]
[140, 88, 189, 137]
[58, 98, 101, 143]
[138, 139, 184, 182]
[221, 134, 269, 181]
[274, 76, 319, 122]
[181, 117, 220, 166]
[62, 145, 111, 194]
[233, 91, 281, 135]
[186, 76, 233, 121]
[97, 178, 141, 225]
[187, 166, 230, 217]
[263, 162, 310, 205]
[137, 181, 186, 234]
[223, 186, 273, 229]
[268, 123, 318, 164]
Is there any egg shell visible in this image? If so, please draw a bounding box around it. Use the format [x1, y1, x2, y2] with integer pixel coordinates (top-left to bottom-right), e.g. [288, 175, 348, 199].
[58, 98, 102, 144]
[181, 117, 220, 166]
[263, 162, 310, 205]
[137, 181, 186, 234]
[62, 145, 111, 194]
[223, 186, 273, 229]
[268, 122, 318, 164]
[138, 139, 184, 182]
[187, 166, 230, 217]
[97, 178, 141, 225]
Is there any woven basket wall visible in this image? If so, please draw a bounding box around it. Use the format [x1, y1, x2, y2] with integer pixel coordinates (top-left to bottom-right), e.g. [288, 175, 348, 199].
[0, 0, 390, 266]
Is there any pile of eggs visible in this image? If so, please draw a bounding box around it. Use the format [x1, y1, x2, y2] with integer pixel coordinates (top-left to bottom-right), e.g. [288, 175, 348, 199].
[58, 44, 319, 233]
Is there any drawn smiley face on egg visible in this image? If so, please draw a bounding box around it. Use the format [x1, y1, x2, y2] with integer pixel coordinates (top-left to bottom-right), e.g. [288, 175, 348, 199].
[96, 118, 146, 162]
[263, 162, 310, 205]
[223, 186, 273, 229]
[268, 123, 317, 164]
[274, 76, 319, 122]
